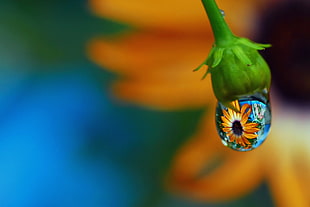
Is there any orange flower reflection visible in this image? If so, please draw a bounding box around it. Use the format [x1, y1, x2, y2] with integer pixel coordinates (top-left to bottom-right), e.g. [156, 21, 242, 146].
[87, 0, 310, 206]
[221, 101, 260, 147]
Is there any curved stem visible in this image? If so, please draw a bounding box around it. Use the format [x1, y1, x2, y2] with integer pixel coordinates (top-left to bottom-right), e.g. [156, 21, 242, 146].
[201, 0, 234, 46]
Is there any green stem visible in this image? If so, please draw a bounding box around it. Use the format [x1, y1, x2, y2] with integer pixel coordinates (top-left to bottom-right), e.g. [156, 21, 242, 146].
[201, 0, 234, 46]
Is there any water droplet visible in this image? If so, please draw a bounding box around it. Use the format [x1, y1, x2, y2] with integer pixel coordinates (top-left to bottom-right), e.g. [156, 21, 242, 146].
[215, 93, 271, 152]
[219, 9, 225, 17]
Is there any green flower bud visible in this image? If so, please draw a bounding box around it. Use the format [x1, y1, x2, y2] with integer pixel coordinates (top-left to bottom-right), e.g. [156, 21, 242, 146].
[196, 0, 272, 110]
[206, 37, 271, 107]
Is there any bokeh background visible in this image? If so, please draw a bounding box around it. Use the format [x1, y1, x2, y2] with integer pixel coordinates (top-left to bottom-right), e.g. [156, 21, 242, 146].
[0, 0, 309, 207]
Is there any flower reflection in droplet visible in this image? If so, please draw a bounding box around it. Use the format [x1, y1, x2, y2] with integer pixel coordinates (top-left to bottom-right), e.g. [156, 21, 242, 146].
[216, 93, 271, 151]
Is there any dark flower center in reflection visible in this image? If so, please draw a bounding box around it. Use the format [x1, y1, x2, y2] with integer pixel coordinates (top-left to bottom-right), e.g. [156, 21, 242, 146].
[232, 121, 243, 136]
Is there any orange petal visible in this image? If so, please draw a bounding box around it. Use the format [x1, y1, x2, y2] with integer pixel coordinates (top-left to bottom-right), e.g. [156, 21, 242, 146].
[89, 0, 267, 35]
[241, 105, 251, 124]
[222, 109, 233, 122]
[222, 127, 231, 133]
[241, 136, 251, 145]
[88, 32, 216, 109]
[111, 77, 215, 110]
[244, 122, 258, 128]
[243, 132, 258, 139]
[293, 152, 310, 206]
[244, 127, 260, 133]
[227, 107, 237, 121]
[167, 108, 224, 191]
[228, 134, 235, 142]
[241, 112, 251, 124]
[221, 116, 231, 125]
[232, 100, 241, 112]
[240, 103, 250, 115]
[222, 121, 231, 128]
[89, 0, 208, 32]
[264, 150, 310, 207]
[168, 140, 264, 201]
[236, 137, 245, 146]
[88, 32, 213, 77]
[240, 140, 247, 147]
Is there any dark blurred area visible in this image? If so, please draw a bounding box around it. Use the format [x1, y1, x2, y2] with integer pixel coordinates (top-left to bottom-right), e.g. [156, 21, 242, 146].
[259, 0, 310, 106]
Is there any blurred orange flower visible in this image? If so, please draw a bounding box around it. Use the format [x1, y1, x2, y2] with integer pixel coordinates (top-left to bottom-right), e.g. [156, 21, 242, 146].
[87, 0, 310, 206]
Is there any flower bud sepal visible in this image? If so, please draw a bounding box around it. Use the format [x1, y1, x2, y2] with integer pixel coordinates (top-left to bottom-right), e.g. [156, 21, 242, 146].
[195, 37, 271, 111]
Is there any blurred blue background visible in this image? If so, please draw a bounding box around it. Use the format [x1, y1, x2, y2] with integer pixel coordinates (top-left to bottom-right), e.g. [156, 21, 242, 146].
[0, 1, 205, 206]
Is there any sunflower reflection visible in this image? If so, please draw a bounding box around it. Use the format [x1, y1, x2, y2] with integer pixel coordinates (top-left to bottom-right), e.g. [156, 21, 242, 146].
[221, 101, 259, 147]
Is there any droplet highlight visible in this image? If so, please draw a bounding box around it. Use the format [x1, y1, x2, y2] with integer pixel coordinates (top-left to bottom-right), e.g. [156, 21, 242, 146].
[215, 93, 271, 152]
[219, 9, 225, 17]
